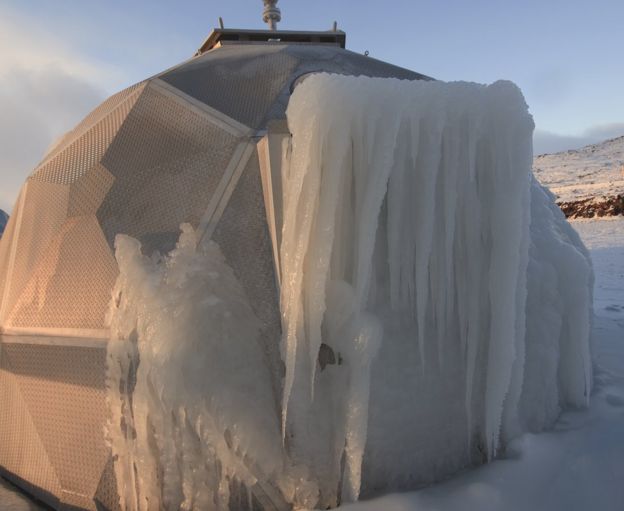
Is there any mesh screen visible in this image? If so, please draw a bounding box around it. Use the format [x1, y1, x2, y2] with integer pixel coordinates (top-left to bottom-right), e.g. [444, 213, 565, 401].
[7, 215, 118, 330]
[32, 83, 146, 183]
[0, 84, 144, 331]
[285, 45, 428, 81]
[0, 180, 69, 326]
[0, 342, 110, 510]
[3, 80, 244, 331]
[160, 44, 429, 132]
[0, 350, 63, 506]
[98, 83, 239, 251]
[160, 45, 299, 129]
[67, 163, 115, 218]
[212, 152, 283, 399]
[93, 456, 122, 511]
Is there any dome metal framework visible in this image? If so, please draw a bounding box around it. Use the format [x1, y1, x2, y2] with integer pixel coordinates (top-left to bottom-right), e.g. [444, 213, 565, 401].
[0, 25, 430, 511]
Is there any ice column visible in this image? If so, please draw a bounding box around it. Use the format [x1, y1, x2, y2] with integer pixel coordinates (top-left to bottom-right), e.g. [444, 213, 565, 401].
[279, 74, 556, 503]
[106, 225, 284, 510]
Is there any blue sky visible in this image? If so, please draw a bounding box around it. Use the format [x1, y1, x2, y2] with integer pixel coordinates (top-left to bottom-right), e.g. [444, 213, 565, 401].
[1, 0, 623, 210]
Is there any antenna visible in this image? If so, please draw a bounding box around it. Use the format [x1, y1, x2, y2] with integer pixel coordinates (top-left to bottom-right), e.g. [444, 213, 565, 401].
[262, 0, 281, 30]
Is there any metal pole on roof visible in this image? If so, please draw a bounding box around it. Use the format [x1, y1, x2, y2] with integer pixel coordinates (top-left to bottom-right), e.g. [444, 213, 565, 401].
[262, 0, 281, 30]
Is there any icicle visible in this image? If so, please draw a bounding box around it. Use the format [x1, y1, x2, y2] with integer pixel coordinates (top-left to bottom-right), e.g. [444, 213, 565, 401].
[341, 313, 382, 502]
[282, 75, 546, 499]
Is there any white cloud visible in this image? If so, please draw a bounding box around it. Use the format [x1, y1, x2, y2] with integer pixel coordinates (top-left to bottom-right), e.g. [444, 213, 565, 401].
[533, 123, 624, 156]
[0, 7, 113, 212]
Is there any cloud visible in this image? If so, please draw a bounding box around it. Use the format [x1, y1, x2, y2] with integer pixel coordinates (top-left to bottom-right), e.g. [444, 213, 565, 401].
[533, 123, 624, 156]
[584, 123, 624, 141]
[0, 7, 110, 212]
[0, 68, 104, 212]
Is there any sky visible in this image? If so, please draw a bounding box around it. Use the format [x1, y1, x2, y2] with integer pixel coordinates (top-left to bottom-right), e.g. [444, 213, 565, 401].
[1, 0, 623, 212]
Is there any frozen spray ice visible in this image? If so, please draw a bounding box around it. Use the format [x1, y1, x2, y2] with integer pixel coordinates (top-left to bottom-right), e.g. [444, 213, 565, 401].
[106, 74, 593, 510]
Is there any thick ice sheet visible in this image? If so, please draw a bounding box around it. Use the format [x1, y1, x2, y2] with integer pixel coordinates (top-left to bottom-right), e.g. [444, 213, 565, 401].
[105, 74, 593, 510]
[339, 217, 624, 511]
[279, 74, 592, 504]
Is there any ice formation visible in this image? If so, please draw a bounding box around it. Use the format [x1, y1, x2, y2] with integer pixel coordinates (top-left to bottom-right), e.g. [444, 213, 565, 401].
[106, 74, 593, 510]
[106, 225, 287, 510]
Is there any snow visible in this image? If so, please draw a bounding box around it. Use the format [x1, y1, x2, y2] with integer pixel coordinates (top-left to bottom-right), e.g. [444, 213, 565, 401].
[533, 135, 624, 202]
[339, 216, 624, 511]
[573, 218, 624, 317]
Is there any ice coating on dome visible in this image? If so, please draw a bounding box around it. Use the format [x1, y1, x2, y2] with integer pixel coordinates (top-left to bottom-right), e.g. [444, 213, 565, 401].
[106, 74, 592, 510]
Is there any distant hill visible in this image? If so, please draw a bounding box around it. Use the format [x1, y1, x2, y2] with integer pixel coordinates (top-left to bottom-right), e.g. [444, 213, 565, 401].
[533, 135, 624, 218]
[0, 209, 7, 237]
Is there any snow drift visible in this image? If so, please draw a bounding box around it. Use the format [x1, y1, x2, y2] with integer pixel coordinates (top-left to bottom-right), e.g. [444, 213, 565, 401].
[106, 74, 593, 510]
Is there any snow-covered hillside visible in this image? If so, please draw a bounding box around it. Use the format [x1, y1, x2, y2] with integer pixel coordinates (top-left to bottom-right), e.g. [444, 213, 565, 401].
[533, 136, 624, 217]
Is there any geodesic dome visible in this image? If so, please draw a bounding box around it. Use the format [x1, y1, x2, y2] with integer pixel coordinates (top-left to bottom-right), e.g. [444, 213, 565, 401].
[0, 33, 429, 510]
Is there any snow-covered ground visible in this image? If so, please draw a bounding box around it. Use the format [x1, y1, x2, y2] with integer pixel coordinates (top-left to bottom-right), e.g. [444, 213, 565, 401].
[340, 217, 624, 511]
[533, 136, 624, 203]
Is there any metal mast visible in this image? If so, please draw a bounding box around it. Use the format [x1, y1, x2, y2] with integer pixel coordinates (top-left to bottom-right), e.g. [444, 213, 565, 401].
[262, 0, 281, 30]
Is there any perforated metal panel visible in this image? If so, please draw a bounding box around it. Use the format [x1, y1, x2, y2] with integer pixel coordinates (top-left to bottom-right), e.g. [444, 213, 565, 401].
[1, 79, 247, 334]
[0, 180, 70, 327]
[7, 216, 118, 330]
[0, 349, 63, 508]
[98, 83, 241, 251]
[160, 45, 299, 129]
[67, 163, 115, 218]
[33, 83, 146, 182]
[0, 340, 111, 510]
[161, 44, 429, 130]
[0, 84, 145, 333]
[285, 45, 427, 81]
[93, 457, 122, 511]
[212, 152, 283, 400]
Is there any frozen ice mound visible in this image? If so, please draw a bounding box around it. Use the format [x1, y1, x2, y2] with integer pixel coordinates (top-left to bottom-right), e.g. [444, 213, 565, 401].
[106, 74, 593, 510]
